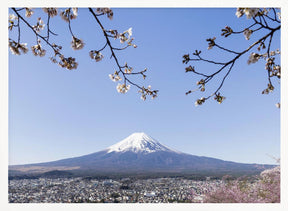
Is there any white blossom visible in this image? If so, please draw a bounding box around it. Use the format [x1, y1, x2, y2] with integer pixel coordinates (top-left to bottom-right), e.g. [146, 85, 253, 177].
[31, 43, 46, 57]
[116, 83, 130, 93]
[58, 55, 78, 70]
[33, 18, 45, 32]
[126, 27, 133, 37]
[25, 8, 34, 18]
[9, 41, 28, 55]
[9, 14, 17, 20]
[119, 28, 133, 43]
[42, 8, 58, 17]
[236, 8, 259, 19]
[270, 51, 276, 56]
[60, 8, 78, 22]
[71, 37, 84, 50]
[109, 73, 122, 82]
[71, 8, 78, 18]
[89, 50, 104, 62]
[247, 53, 260, 64]
[96, 8, 113, 20]
[60, 10, 69, 22]
[243, 8, 259, 19]
[235, 8, 244, 18]
[243, 28, 253, 40]
[277, 12, 281, 20]
[124, 66, 133, 73]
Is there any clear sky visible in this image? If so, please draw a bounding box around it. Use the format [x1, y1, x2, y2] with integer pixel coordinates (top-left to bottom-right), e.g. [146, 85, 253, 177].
[8, 8, 280, 165]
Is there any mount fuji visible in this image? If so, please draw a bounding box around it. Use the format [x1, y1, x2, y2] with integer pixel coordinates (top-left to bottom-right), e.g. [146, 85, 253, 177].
[9, 132, 274, 177]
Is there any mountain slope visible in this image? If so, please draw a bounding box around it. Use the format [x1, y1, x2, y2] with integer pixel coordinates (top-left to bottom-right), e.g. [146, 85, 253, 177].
[9, 132, 274, 176]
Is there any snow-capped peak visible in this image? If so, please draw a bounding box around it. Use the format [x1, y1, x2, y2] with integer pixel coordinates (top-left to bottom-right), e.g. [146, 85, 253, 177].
[106, 132, 177, 154]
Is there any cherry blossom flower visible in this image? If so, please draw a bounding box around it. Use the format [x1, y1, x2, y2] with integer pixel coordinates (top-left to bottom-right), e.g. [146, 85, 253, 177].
[119, 28, 133, 43]
[71, 36, 85, 50]
[109, 72, 122, 82]
[247, 52, 260, 64]
[31, 43, 46, 57]
[9, 14, 17, 20]
[33, 17, 45, 32]
[203, 166, 280, 203]
[58, 55, 78, 70]
[243, 28, 253, 40]
[96, 8, 113, 20]
[89, 50, 104, 62]
[116, 83, 130, 93]
[244, 8, 259, 19]
[235, 8, 244, 18]
[60, 8, 78, 22]
[9, 40, 28, 55]
[42, 8, 58, 17]
[25, 8, 34, 18]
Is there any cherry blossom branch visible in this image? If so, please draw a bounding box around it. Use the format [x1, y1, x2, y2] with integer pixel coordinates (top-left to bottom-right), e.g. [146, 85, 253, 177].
[9, 7, 157, 99]
[45, 14, 58, 42]
[88, 8, 158, 100]
[183, 8, 280, 106]
[12, 8, 57, 52]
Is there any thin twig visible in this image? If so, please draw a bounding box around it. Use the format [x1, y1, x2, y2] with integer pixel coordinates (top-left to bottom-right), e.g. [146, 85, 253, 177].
[88, 8, 144, 90]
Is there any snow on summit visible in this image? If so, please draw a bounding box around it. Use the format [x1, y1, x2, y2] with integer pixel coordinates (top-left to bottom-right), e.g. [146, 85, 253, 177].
[106, 132, 176, 154]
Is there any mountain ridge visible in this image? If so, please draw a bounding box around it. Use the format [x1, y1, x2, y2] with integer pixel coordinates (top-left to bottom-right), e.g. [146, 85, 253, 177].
[9, 132, 275, 177]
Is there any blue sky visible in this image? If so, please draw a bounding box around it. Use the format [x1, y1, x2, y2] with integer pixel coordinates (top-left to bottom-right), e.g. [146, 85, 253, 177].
[8, 8, 280, 165]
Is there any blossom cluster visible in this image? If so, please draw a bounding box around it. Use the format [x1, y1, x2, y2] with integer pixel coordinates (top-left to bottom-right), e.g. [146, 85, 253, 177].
[182, 7, 280, 107]
[49, 52, 78, 70]
[89, 50, 104, 62]
[96, 8, 113, 20]
[31, 40, 46, 57]
[203, 166, 280, 203]
[60, 8, 78, 22]
[247, 52, 261, 64]
[262, 83, 274, 94]
[109, 72, 122, 82]
[243, 28, 253, 40]
[106, 28, 137, 48]
[42, 8, 58, 17]
[9, 7, 156, 101]
[236, 8, 259, 19]
[116, 83, 130, 94]
[196, 79, 205, 92]
[32, 17, 45, 32]
[71, 36, 85, 50]
[266, 56, 281, 78]
[25, 8, 34, 18]
[8, 14, 18, 31]
[138, 85, 158, 101]
[8, 39, 28, 55]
